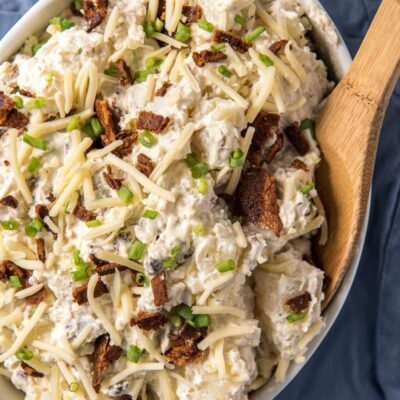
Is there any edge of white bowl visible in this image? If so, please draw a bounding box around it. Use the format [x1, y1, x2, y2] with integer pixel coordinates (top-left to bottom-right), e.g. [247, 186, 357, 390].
[0, 1, 364, 399]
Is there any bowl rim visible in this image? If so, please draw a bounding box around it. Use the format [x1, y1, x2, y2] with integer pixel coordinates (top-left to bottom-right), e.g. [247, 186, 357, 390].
[0, 1, 366, 399]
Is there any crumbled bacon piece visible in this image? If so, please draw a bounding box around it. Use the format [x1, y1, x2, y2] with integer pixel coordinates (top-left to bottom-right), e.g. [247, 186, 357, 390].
[214, 30, 251, 53]
[116, 59, 133, 87]
[157, 0, 166, 20]
[155, 81, 172, 97]
[238, 168, 283, 236]
[151, 271, 168, 307]
[46, 192, 56, 202]
[112, 130, 137, 158]
[36, 238, 46, 263]
[25, 287, 47, 305]
[131, 311, 168, 331]
[136, 153, 154, 177]
[182, 5, 203, 22]
[0, 91, 29, 129]
[269, 40, 288, 55]
[92, 334, 122, 392]
[284, 123, 310, 156]
[0, 195, 18, 209]
[192, 50, 228, 67]
[0, 260, 27, 284]
[21, 362, 44, 378]
[322, 274, 331, 293]
[93, 263, 126, 276]
[19, 88, 35, 97]
[286, 292, 312, 313]
[72, 279, 109, 305]
[137, 111, 170, 133]
[73, 204, 97, 222]
[35, 204, 50, 229]
[83, 0, 108, 32]
[248, 112, 282, 166]
[116, 396, 133, 400]
[89, 253, 107, 266]
[290, 159, 308, 171]
[95, 99, 119, 146]
[103, 165, 123, 190]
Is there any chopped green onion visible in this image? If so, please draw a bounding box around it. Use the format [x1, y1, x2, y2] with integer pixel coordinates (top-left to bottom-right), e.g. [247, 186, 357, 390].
[139, 130, 157, 148]
[25, 218, 43, 237]
[71, 268, 90, 282]
[191, 162, 209, 179]
[217, 65, 232, 78]
[144, 21, 155, 38]
[10, 275, 23, 289]
[50, 17, 75, 31]
[45, 72, 55, 82]
[23, 134, 47, 150]
[1, 219, 19, 230]
[136, 272, 150, 287]
[169, 314, 183, 328]
[66, 116, 81, 132]
[134, 70, 151, 83]
[300, 182, 315, 194]
[118, 186, 134, 204]
[86, 220, 102, 228]
[176, 304, 193, 321]
[82, 122, 95, 139]
[25, 97, 46, 110]
[212, 43, 225, 51]
[143, 209, 159, 219]
[300, 118, 315, 135]
[197, 178, 208, 195]
[14, 96, 24, 109]
[127, 345, 143, 363]
[91, 117, 104, 137]
[16, 349, 34, 361]
[185, 153, 200, 167]
[244, 26, 266, 42]
[27, 157, 41, 175]
[229, 148, 244, 168]
[193, 222, 205, 236]
[72, 248, 89, 269]
[194, 314, 211, 328]
[154, 18, 164, 32]
[234, 14, 246, 26]
[170, 246, 182, 256]
[73, 0, 82, 11]
[32, 43, 44, 56]
[198, 18, 214, 32]
[128, 240, 147, 261]
[215, 259, 236, 273]
[162, 257, 176, 269]
[145, 57, 164, 70]
[175, 22, 191, 43]
[68, 382, 80, 392]
[287, 312, 306, 323]
[259, 54, 274, 67]
[104, 66, 118, 76]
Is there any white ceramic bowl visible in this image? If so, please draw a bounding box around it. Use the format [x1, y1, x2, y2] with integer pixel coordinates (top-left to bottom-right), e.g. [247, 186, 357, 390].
[0, 1, 366, 399]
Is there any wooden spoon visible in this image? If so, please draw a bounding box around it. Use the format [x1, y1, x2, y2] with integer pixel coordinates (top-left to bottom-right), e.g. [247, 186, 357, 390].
[314, 0, 400, 306]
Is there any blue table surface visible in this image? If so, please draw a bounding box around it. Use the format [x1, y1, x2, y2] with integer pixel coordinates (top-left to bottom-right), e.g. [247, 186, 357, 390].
[1, 1, 399, 399]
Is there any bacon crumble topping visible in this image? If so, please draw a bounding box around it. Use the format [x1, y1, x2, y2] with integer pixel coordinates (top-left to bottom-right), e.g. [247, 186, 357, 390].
[21, 362, 44, 378]
[214, 30, 251, 53]
[116, 59, 133, 87]
[131, 311, 168, 331]
[284, 123, 310, 156]
[137, 111, 170, 133]
[0, 91, 29, 129]
[72, 279, 109, 305]
[0, 195, 18, 209]
[151, 271, 169, 307]
[182, 5, 203, 22]
[136, 153, 155, 177]
[155, 81, 172, 97]
[192, 50, 228, 67]
[83, 0, 108, 32]
[285, 292, 312, 313]
[73, 203, 97, 222]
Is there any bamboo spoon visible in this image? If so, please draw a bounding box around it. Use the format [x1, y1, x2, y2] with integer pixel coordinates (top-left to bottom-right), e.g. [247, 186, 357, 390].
[314, 0, 400, 305]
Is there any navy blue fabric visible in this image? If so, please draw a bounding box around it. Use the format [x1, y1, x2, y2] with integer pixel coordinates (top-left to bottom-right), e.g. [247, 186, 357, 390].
[0, 1, 399, 399]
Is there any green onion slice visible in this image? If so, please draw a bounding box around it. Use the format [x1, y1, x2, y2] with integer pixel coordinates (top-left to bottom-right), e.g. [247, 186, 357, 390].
[118, 186, 134, 204]
[287, 311, 306, 323]
[68, 382, 80, 392]
[212, 43, 226, 51]
[10, 275, 23, 289]
[86, 220, 102, 228]
[71, 268, 90, 282]
[300, 118, 315, 135]
[145, 57, 164, 70]
[139, 131, 157, 148]
[154, 18, 164, 32]
[259, 54, 274, 67]
[25, 218, 43, 237]
[234, 14, 246, 26]
[104, 66, 118, 76]
[215, 259, 236, 273]
[16, 348, 34, 361]
[66, 116, 81, 132]
[300, 182, 315, 194]
[14, 96, 24, 109]
[32, 43, 44, 56]
[162, 257, 176, 269]
[27, 157, 41, 175]
[144, 21, 155, 38]
[194, 314, 211, 327]
[191, 162, 209, 179]
[193, 222, 205, 236]
[136, 272, 150, 287]
[25, 97, 46, 109]
[127, 345, 143, 363]
[229, 148, 244, 168]
[23, 134, 47, 151]
[128, 240, 147, 261]
[90, 117, 104, 137]
[198, 18, 214, 32]
[143, 209, 159, 219]
[1, 219, 19, 230]
[197, 178, 208, 195]
[217, 65, 232, 78]
[169, 314, 183, 328]
[175, 22, 191, 43]
[185, 153, 200, 167]
[175, 304, 193, 321]
[244, 26, 266, 42]
[50, 17, 75, 31]
[134, 70, 151, 83]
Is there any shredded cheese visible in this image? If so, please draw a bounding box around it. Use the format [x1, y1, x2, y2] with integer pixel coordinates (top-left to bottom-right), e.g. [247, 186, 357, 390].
[87, 197, 126, 210]
[170, 0, 183, 33]
[106, 154, 175, 202]
[150, 123, 195, 181]
[88, 273, 122, 345]
[145, 74, 156, 104]
[72, 325, 93, 349]
[158, 369, 175, 400]
[87, 140, 123, 159]
[197, 324, 256, 351]
[12, 259, 44, 270]
[232, 222, 247, 248]
[131, 326, 166, 365]
[0, 309, 22, 327]
[180, 63, 201, 93]
[54, 91, 66, 118]
[15, 283, 44, 299]
[9, 129, 32, 203]
[0, 302, 47, 362]
[43, 216, 59, 233]
[75, 360, 99, 400]
[197, 271, 235, 305]
[50, 365, 61, 400]
[274, 357, 290, 382]
[57, 361, 85, 400]
[255, 1, 286, 38]
[160, 49, 178, 78]
[83, 220, 125, 240]
[225, 126, 255, 195]
[165, 0, 175, 33]
[85, 63, 99, 110]
[64, 69, 74, 114]
[146, 45, 172, 60]
[271, 81, 285, 113]
[32, 340, 76, 364]
[192, 305, 245, 319]
[105, 363, 164, 387]
[104, 7, 119, 42]
[214, 340, 225, 379]
[225, 44, 247, 77]
[284, 41, 306, 81]
[263, 95, 306, 112]
[203, 69, 248, 109]
[96, 250, 144, 272]
[152, 33, 187, 49]
[61, 137, 93, 177]
[298, 321, 323, 350]
[147, 0, 159, 21]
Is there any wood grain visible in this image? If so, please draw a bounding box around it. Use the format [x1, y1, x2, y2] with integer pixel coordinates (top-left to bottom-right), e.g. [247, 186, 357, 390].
[314, 0, 400, 306]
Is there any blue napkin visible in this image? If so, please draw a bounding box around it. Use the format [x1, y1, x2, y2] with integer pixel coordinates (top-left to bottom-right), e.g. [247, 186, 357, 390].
[1, 1, 399, 399]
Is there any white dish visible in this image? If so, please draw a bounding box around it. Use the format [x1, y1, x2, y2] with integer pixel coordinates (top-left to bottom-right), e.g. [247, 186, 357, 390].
[0, 1, 366, 399]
